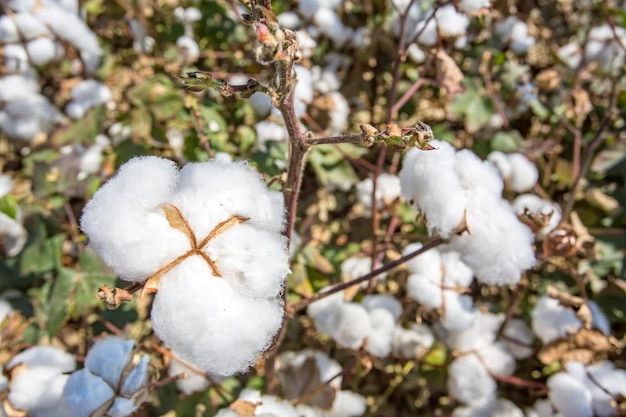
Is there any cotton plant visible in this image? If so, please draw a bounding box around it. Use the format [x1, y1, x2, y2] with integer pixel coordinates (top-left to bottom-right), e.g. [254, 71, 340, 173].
[277, 350, 367, 417]
[400, 140, 536, 285]
[2, 346, 76, 417]
[80, 156, 290, 377]
[487, 151, 539, 193]
[355, 173, 402, 216]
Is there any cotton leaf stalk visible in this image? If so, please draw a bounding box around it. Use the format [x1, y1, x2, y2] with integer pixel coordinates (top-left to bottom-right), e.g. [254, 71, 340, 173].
[80, 156, 290, 376]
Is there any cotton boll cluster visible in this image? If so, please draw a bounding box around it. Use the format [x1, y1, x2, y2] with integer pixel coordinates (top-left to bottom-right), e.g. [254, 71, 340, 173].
[487, 151, 538, 192]
[400, 141, 536, 285]
[355, 173, 401, 216]
[403, 244, 476, 331]
[2, 346, 76, 416]
[530, 361, 626, 417]
[80, 156, 289, 377]
[65, 79, 112, 119]
[0, 175, 27, 258]
[307, 290, 401, 356]
[530, 295, 610, 345]
[494, 16, 536, 55]
[445, 312, 518, 407]
[277, 350, 367, 417]
[63, 336, 150, 417]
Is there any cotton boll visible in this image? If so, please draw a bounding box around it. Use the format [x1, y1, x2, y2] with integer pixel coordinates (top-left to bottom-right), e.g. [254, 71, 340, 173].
[307, 290, 345, 335]
[3, 44, 30, 73]
[0, 14, 19, 42]
[477, 343, 516, 377]
[362, 295, 402, 321]
[547, 372, 593, 417]
[177, 35, 200, 62]
[455, 149, 504, 198]
[278, 11, 301, 29]
[298, 0, 321, 19]
[0, 74, 40, 102]
[168, 360, 210, 395]
[327, 91, 349, 134]
[327, 303, 372, 350]
[297, 30, 317, 59]
[85, 337, 134, 388]
[63, 369, 116, 417]
[513, 194, 561, 240]
[436, 5, 469, 37]
[531, 295, 581, 344]
[407, 43, 426, 64]
[0, 299, 13, 323]
[14, 13, 51, 40]
[400, 143, 467, 237]
[453, 398, 525, 417]
[355, 173, 401, 214]
[439, 293, 476, 332]
[457, 0, 490, 13]
[407, 273, 444, 309]
[495, 16, 535, 55]
[255, 120, 288, 150]
[330, 390, 367, 417]
[26, 37, 58, 66]
[587, 300, 610, 335]
[108, 397, 142, 417]
[585, 25, 626, 72]
[120, 355, 149, 396]
[501, 318, 535, 359]
[440, 251, 474, 287]
[151, 258, 284, 376]
[313, 8, 349, 47]
[414, 16, 439, 46]
[445, 311, 502, 351]
[448, 354, 497, 405]
[0, 212, 27, 257]
[294, 65, 314, 105]
[586, 362, 626, 416]
[487, 151, 512, 180]
[341, 255, 373, 281]
[365, 308, 396, 356]
[9, 369, 69, 413]
[403, 242, 442, 276]
[391, 323, 434, 359]
[558, 42, 581, 69]
[8, 346, 76, 372]
[248, 92, 273, 117]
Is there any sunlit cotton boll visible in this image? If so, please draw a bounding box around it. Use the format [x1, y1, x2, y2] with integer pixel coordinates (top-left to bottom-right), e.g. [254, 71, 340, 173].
[436, 5, 469, 37]
[6, 346, 76, 416]
[66, 80, 112, 120]
[177, 35, 200, 63]
[168, 360, 220, 395]
[313, 8, 351, 47]
[494, 16, 535, 54]
[355, 173, 401, 215]
[585, 25, 626, 73]
[391, 323, 434, 359]
[457, 0, 491, 13]
[488, 151, 538, 192]
[248, 92, 273, 118]
[513, 194, 561, 240]
[330, 390, 367, 417]
[0, 94, 63, 141]
[453, 398, 525, 417]
[255, 120, 288, 150]
[216, 388, 300, 417]
[81, 157, 289, 376]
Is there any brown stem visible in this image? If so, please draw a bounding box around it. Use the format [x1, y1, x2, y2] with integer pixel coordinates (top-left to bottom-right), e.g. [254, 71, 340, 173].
[288, 237, 447, 314]
[305, 133, 364, 146]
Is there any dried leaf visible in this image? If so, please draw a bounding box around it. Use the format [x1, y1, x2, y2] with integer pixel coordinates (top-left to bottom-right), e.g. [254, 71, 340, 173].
[162, 203, 196, 247]
[279, 356, 335, 409]
[97, 285, 132, 310]
[140, 274, 162, 301]
[229, 399, 260, 417]
[435, 49, 465, 96]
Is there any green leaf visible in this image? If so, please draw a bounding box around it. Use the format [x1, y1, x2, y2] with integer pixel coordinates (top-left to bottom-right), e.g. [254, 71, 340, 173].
[50, 106, 107, 146]
[490, 130, 524, 152]
[46, 267, 74, 335]
[19, 230, 65, 276]
[72, 250, 116, 317]
[0, 194, 18, 219]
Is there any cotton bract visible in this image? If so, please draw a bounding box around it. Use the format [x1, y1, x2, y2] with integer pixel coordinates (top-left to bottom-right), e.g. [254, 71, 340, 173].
[80, 156, 289, 376]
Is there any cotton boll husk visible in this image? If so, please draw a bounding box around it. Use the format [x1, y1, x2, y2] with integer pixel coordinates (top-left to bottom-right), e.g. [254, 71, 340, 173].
[391, 323, 434, 359]
[501, 318, 535, 359]
[26, 37, 58, 66]
[8, 368, 69, 412]
[206, 224, 289, 299]
[448, 354, 497, 405]
[449, 195, 535, 285]
[440, 293, 476, 332]
[0, 212, 27, 257]
[80, 157, 190, 281]
[151, 257, 283, 376]
[85, 337, 134, 387]
[400, 143, 467, 237]
[173, 159, 285, 234]
[361, 295, 402, 321]
[248, 92, 273, 117]
[365, 308, 395, 357]
[329, 390, 367, 417]
[547, 372, 593, 417]
[436, 5, 469, 37]
[507, 153, 538, 192]
[531, 295, 581, 344]
[14, 13, 50, 40]
[513, 194, 561, 240]
[327, 303, 372, 350]
[8, 346, 76, 372]
[108, 397, 141, 417]
[63, 369, 115, 417]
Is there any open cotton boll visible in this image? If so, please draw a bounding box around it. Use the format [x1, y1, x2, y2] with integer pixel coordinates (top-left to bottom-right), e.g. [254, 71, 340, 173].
[439, 293, 476, 332]
[177, 35, 200, 62]
[445, 311, 502, 352]
[407, 43, 426, 64]
[407, 272, 444, 309]
[307, 290, 345, 335]
[391, 323, 434, 359]
[8, 368, 70, 413]
[327, 303, 372, 350]
[355, 173, 401, 214]
[585, 25, 626, 72]
[476, 343, 516, 377]
[0, 175, 11, 198]
[362, 295, 402, 321]
[0, 73, 40, 102]
[585, 361, 626, 416]
[506, 153, 538, 192]
[248, 92, 273, 117]
[313, 8, 351, 47]
[8, 346, 76, 372]
[26, 37, 59, 66]
[327, 91, 349, 134]
[436, 5, 469, 37]
[495, 16, 535, 54]
[3, 44, 29, 73]
[513, 194, 561, 240]
[0, 299, 13, 322]
[0, 15, 19, 42]
[448, 354, 497, 405]
[340, 255, 382, 284]
[297, 30, 317, 59]
[63, 369, 116, 417]
[487, 151, 513, 180]
[400, 143, 467, 237]
[455, 149, 504, 198]
[329, 390, 367, 417]
[441, 251, 474, 287]
[223, 389, 300, 417]
[294, 65, 314, 106]
[453, 398, 525, 417]
[457, 0, 491, 13]
[278, 349, 343, 391]
[278, 11, 301, 29]
[531, 295, 581, 344]
[0, 212, 27, 257]
[151, 257, 284, 376]
[547, 372, 593, 417]
[14, 13, 50, 40]
[255, 120, 288, 150]
[168, 360, 211, 395]
[403, 242, 442, 276]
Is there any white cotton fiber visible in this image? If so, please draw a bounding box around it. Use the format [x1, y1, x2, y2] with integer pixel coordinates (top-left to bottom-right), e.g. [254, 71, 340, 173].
[403, 242, 442, 276]
[255, 120, 288, 150]
[120, 355, 149, 396]
[391, 323, 434, 359]
[365, 308, 396, 357]
[84, 337, 134, 387]
[457, 0, 490, 13]
[108, 397, 141, 417]
[436, 5, 469, 37]
[400, 143, 467, 237]
[501, 318, 535, 359]
[547, 372, 593, 417]
[355, 173, 401, 214]
[513, 194, 561, 240]
[248, 92, 273, 117]
[507, 153, 538, 192]
[330, 390, 367, 417]
[9, 368, 69, 412]
[168, 360, 210, 395]
[307, 290, 345, 335]
[14, 13, 50, 40]
[326, 303, 371, 350]
[445, 311, 502, 351]
[8, 346, 76, 372]
[531, 295, 581, 344]
[439, 293, 476, 332]
[447, 354, 496, 405]
[63, 369, 115, 417]
[362, 294, 402, 321]
[151, 257, 284, 376]
[0, 14, 19, 42]
[26, 37, 59, 66]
